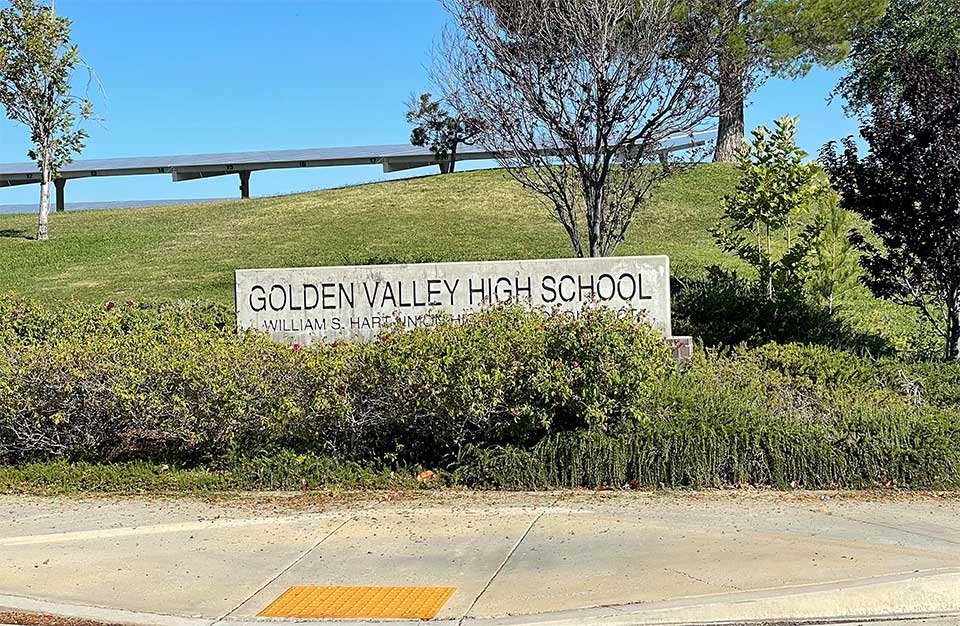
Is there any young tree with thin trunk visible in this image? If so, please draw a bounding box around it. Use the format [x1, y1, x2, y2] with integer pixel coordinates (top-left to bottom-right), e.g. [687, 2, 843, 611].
[436, 0, 720, 258]
[0, 0, 92, 241]
[809, 192, 859, 315]
[711, 116, 822, 300]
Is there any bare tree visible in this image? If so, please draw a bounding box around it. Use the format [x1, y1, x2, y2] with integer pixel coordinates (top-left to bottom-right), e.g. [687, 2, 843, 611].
[436, 0, 719, 257]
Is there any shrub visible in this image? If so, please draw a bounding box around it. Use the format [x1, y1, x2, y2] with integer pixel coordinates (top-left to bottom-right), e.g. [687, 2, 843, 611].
[0, 293, 58, 345]
[332, 307, 670, 466]
[0, 327, 324, 464]
[457, 402, 960, 490]
[0, 296, 669, 469]
[3, 295, 958, 491]
[458, 344, 960, 489]
[0, 293, 233, 346]
[454, 444, 548, 490]
[672, 266, 892, 354]
[0, 454, 417, 494]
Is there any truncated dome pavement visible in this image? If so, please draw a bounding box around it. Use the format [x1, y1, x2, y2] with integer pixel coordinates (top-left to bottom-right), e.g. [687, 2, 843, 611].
[257, 586, 457, 620]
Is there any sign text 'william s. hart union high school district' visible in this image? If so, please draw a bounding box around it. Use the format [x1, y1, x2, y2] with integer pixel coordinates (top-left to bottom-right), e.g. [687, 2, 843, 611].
[235, 256, 672, 345]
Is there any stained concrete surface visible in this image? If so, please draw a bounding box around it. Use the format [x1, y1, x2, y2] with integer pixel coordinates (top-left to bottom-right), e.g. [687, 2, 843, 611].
[1, 491, 959, 625]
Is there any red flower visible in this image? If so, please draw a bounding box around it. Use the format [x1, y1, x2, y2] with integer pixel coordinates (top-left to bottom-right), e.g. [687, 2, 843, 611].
[291, 343, 302, 352]
[105, 301, 115, 311]
[125, 300, 135, 307]
[379, 333, 391, 343]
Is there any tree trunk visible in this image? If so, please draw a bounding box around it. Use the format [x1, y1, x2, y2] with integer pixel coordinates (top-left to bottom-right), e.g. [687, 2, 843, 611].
[713, 0, 747, 164]
[37, 153, 51, 241]
[714, 55, 746, 163]
[558, 217, 584, 258]
[947, 297, 960, 361]
[557, 197, 585, 258]
[765, 224, 773, 300]
[586, 187, 602, 258]
[449, 142, 458, 174]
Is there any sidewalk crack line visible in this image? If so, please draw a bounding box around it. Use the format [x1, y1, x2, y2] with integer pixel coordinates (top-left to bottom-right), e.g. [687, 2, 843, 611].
[836, 513, 960, 547]
[665, 567, 742, 591]
[212, 517, 351, 624]
[458, 498, 558, 625]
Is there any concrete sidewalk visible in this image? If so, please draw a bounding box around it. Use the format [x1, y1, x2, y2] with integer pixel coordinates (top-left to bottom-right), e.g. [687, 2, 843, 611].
[1, 491, 959, 626]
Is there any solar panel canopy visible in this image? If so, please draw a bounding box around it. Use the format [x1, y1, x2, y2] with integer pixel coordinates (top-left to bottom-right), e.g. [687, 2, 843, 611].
[0, 130, 716, 195]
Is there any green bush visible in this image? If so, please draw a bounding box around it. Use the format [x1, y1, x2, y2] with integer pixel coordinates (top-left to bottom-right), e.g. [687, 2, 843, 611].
[672, 267, 892, 354]
[3, 294, 959, 490]
[368, 307, 667, 461]
[0, 453, 417, 494]
[0, 294, 56, 344]
[458, 344, 960, 489]
[0, 296, 669, 469]
[0, 325, 317, 464]
[0, 293, 232, 345]
[454, 445, 548, 490]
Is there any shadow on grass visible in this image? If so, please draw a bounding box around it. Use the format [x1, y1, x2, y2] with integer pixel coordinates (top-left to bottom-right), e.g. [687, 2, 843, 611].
[672, 267, 896, 356]
[0, 229, 31, 240]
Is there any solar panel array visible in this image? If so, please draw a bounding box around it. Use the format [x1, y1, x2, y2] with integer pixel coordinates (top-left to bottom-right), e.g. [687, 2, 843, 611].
[0, 144, 449, 175]
[0, 130, 716, 189]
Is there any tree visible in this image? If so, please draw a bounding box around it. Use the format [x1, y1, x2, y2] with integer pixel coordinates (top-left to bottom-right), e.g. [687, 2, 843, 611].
[405, 92, 480, 174]
[482, 0, 886, 162]
[0, 0, 92, 241]
[436, 0, 719, 258]
[682, 0, 887, 161]
[711, 116, 822, 299]
[835, 0, 960, 115]
[822, 50, 960, 361]
[809, 192, 859, 314]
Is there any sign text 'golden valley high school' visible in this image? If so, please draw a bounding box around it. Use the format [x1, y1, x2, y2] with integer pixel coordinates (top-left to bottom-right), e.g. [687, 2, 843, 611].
[235, 256, 671, 345]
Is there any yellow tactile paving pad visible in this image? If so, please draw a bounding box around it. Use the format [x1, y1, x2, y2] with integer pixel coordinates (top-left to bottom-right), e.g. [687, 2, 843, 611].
[258, 586, 457, 620]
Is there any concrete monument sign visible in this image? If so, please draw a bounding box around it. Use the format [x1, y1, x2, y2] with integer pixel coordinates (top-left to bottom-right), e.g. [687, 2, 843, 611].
[235, 256, 671, 346]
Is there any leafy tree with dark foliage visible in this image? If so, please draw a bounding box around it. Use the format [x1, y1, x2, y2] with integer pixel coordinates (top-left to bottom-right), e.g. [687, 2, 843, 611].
[834, 0, 960, 115]
[822, 50, 960, 360]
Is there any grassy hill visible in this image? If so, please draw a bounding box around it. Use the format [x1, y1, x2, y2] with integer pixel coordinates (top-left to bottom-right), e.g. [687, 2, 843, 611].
[0, 166, 739, 305]
[0, 165, 928, 352]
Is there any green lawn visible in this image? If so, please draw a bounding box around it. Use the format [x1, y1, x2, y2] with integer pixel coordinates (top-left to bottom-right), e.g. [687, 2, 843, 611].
[0, 164, 924, 349]
[0, 165, 738, 304]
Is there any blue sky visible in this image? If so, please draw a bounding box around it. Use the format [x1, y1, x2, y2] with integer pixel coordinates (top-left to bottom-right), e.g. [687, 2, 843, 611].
[0, 0, 860, 205]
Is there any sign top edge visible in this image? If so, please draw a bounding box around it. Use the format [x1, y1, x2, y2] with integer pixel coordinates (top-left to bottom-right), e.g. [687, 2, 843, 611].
[234, 255, 670, 276]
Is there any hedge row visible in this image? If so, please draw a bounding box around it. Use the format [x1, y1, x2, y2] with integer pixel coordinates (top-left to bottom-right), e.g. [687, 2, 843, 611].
[0, 296, 668, 468]
[2, 295, 959, 489]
